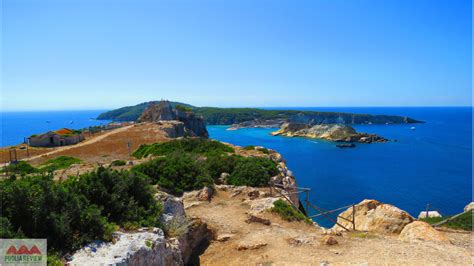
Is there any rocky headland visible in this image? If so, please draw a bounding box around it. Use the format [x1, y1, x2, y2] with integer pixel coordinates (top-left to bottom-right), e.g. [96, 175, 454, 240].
[271, 122, 388, 143]
[139, 100, 208, 138]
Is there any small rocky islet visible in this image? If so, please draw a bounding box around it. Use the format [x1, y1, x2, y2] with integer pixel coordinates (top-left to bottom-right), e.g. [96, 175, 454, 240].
[271, 122, 389, 144]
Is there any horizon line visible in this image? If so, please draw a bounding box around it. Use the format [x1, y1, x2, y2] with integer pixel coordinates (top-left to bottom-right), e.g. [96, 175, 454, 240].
[1, 105, 473, 112]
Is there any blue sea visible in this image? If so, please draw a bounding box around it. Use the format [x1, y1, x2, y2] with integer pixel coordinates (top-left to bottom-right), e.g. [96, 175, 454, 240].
[208, 107, 473, 227]
[0, 110, 110, 147]
[1, 107, 472, 227]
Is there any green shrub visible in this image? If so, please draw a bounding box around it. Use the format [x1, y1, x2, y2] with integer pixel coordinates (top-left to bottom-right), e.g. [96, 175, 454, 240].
[256, 147, 270, 154]
[204, 154, 241, 180]
[39, 156, 82, 172]
[271, 199, 312, 224]
[1, 161, 38, 175]
[227, 157, 278, 187]
[243, 145, 255, 150]
[111, 160, 127, 166]
[421, 211, 472, 231]
[0, 167, 163, 256]
[132, 154, 213, 195]
[175, 104, 193, 112]
[132, 138, 234, 159]
[162, 216, 190, 238]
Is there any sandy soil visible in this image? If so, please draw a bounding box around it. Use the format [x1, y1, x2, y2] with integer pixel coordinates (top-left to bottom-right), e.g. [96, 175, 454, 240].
[184, 187, 473, 265]
[0, 123, 170, 166]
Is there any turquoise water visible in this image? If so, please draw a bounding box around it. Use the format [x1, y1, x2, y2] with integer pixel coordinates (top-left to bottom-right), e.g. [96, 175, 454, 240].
[208, 107, 472, 227]
[1, 110, 110, 147]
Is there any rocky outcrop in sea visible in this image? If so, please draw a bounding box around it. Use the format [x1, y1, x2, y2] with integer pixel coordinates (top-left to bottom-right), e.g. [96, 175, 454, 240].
[271, 122, 388, 143]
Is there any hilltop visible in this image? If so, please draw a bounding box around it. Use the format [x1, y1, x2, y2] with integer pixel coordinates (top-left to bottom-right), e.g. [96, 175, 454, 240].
[96, 101, 423, 125]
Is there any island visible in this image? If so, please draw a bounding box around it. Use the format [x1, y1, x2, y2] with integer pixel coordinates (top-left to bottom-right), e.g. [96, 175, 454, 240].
[97, 100, 423, 125]
[271, 122, 388, 143]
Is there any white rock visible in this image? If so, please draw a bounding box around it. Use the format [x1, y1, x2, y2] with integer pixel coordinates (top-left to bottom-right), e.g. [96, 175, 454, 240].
[418, 211, 442, 219]
[70, 228, 182, 266]
[248, 197, 279, 214]
[464, 202, 474, 212]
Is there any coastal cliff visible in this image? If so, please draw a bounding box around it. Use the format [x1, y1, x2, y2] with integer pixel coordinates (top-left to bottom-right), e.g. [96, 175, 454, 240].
[272, 122, 388, 143]
[139, 100, 208, 138]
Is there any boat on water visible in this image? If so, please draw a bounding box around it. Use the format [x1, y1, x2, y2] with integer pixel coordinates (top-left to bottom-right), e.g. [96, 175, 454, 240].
[336, 143, 356, 148]
[410, 126, 416, 130]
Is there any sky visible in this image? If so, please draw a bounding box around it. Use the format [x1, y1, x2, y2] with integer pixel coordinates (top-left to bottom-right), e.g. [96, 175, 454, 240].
[2, 0, 472, 111]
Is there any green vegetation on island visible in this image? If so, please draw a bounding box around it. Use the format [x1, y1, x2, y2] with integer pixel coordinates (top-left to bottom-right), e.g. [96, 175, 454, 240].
[96, 101, 422, 124]
[133, 138, 234, 159]
[0, 168, 162, 255]
[271, 199, 312, 224]
[39, 156, 82, 172]
[421, 211, 473, 231]
[1, 156, 82, 177]
[132, 138, 278, 195]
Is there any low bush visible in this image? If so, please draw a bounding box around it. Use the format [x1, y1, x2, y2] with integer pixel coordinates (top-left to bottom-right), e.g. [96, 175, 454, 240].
[111, 160, 127, 166]
[132, 154, 213, 195]
[227, 157, 278, 187]
[0, 167, 162, 255]
[162, 216, 191, 238]
[132, 138, 234, 159]
[39, 156, 82, 172]
[421, 211, 472, 231]
[1, 161, 37, 175]
[271, 199, 312, 224]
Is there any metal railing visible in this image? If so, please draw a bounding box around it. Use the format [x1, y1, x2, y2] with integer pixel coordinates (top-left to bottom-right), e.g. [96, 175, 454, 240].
[268, 181, 356, 231]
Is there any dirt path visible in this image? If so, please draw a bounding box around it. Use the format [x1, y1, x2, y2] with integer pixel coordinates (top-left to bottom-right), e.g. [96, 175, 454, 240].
[0, 123, 172, 167]
[17, 125, 135, 164]
[184, 187, 472, 265]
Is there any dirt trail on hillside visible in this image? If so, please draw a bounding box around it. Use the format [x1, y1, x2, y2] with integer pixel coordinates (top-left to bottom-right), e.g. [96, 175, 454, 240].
[0, 123, 170, 166]
[184, 187, 472, 265]
[17, 125, 135, 163]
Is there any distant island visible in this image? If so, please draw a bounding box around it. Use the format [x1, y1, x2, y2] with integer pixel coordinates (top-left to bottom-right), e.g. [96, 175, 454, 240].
[271, 123, 388, 144]
[97, 100, 423, 125]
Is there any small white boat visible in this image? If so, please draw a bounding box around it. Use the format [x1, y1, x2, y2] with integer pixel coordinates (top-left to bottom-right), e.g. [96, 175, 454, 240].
[69, 120, 74, 124]
[410, 126, 416, 130]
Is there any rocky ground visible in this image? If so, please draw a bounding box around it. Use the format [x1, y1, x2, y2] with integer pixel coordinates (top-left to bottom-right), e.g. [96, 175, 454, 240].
[184, 186, 472, 265]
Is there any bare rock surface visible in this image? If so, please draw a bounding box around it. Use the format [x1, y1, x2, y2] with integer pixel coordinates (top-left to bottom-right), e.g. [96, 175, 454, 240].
[418, 210, 442, 219]
[70, 228, 182, 266]
[183, 187, 471, 265]
[332, 199, 414, 234]
[399, 221, 452, 244]
[464, 202, 474, 212]
[272, 122, 388, 143]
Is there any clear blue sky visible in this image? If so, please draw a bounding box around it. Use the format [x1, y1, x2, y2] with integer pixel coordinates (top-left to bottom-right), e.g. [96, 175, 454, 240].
[2, 0, 472, 111]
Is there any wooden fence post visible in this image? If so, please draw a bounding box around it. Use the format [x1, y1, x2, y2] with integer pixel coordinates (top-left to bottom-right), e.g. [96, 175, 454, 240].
[352, 204, 356, 230]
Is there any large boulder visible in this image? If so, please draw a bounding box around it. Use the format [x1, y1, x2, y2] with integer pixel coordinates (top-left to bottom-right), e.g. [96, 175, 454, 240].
[464, 202, 474, 212]
[399, 221, 451, 244]
[176, 218, 213, 264]
[156, 191, 186, 224]
[332, 199, 414, 234]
